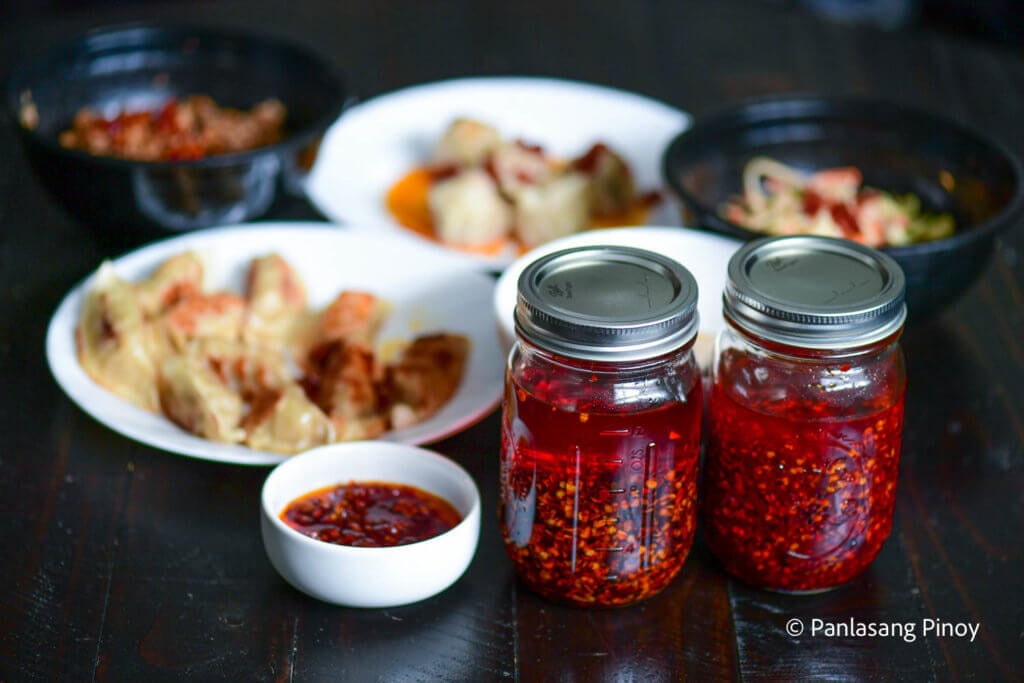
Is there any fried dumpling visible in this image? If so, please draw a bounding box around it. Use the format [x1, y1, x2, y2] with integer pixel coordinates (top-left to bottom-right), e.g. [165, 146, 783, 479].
[194, 338, 290, 397]
[513, 172, 590, 248]
[134, 251, 204, 316]
[158, 292, 246, 352]
[75, 263, 160, 412]
[432, 118, 502, 167]
[385, 333, 469, 429]
[242, 253, 308, 347]
[572, 143, 636, 216]
[157, 351, 246, 444]
[489, 140, 552, 199]
[157, 338, 294, 445]
[305, 341, 389, 441]
[428, 169, 512, 247]
[314, 290, 389, 348]
[243, 384, 335, 454]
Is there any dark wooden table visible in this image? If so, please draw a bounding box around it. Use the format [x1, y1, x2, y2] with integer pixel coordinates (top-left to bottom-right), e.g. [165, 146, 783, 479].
[2, 2, 1022, 680]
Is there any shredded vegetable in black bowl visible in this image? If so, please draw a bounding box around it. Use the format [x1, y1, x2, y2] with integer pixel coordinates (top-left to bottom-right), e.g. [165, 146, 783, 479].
[5, 23, 346, 248]
[662, 95, 1024, 319]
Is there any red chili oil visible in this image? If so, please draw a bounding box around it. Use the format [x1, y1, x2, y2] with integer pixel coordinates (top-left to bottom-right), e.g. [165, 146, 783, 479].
[281, 481, 461, 548]
[504, 244, 703, 606]
[703, 346, 905, 592]
[501, 356, 702, 607]
[703, 234, 908, 593]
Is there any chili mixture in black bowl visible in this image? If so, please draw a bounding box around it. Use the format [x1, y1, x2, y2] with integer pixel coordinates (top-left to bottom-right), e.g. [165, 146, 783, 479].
[662, 95, 1024, 319]
[6, 23, 347, 247]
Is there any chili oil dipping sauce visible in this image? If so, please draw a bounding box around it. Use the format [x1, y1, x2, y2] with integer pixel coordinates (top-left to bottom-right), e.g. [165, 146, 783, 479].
[703, 235, 907, 593]
[500, 245, 703, 607]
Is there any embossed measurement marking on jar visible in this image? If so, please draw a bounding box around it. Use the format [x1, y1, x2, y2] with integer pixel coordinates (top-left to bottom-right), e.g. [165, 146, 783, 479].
[578, 426, 662, 580]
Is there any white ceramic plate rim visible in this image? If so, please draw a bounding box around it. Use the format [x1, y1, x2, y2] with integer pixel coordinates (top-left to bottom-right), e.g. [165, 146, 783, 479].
[46, 222, 505, 466]
[494, 225, 743, 351]
[305, 76, 692, 270]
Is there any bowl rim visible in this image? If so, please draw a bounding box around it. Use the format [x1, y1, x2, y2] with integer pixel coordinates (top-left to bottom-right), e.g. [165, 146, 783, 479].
[260, 441, 482, 557]
[661, 93, 1024, 257]
[4, 20, 348, 170]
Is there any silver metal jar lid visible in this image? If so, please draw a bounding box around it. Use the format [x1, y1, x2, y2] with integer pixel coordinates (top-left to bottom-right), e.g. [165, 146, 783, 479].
[515, 245, 699, 361]
[724, 235, 907, 349]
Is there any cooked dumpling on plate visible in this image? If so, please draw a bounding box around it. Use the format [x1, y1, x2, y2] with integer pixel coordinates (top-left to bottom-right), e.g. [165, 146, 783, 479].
[428, 169, 512, 247]
[73, 249, 472, 455]
[76, 264, 160, 412]
[514, 172, 591, 248]
[432, 117, 502, 167]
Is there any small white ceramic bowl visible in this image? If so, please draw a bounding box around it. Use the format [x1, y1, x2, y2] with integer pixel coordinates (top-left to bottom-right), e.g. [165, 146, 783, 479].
[260, 441, 481, 608]
[494, 226, 741, 367]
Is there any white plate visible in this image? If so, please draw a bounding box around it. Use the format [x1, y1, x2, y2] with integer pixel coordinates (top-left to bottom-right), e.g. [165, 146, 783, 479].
[46, 223, 505, 466]
[494, 226, 742, 363]
[305, 76, 691, 271]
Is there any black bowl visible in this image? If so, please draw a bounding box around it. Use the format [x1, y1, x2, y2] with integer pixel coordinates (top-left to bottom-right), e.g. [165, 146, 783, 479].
[5, 23, 346, 246]
[662, 95, 1024, 319]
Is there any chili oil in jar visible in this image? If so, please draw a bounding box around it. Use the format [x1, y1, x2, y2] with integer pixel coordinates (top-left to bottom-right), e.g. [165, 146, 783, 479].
[703, 235, 907, 593]
[501, 245, 703, 607]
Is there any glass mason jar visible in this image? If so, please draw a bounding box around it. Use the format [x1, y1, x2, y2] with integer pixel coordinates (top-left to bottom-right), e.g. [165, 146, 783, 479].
[703, 236, 907, 593]
[500, 245, 703, 607]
